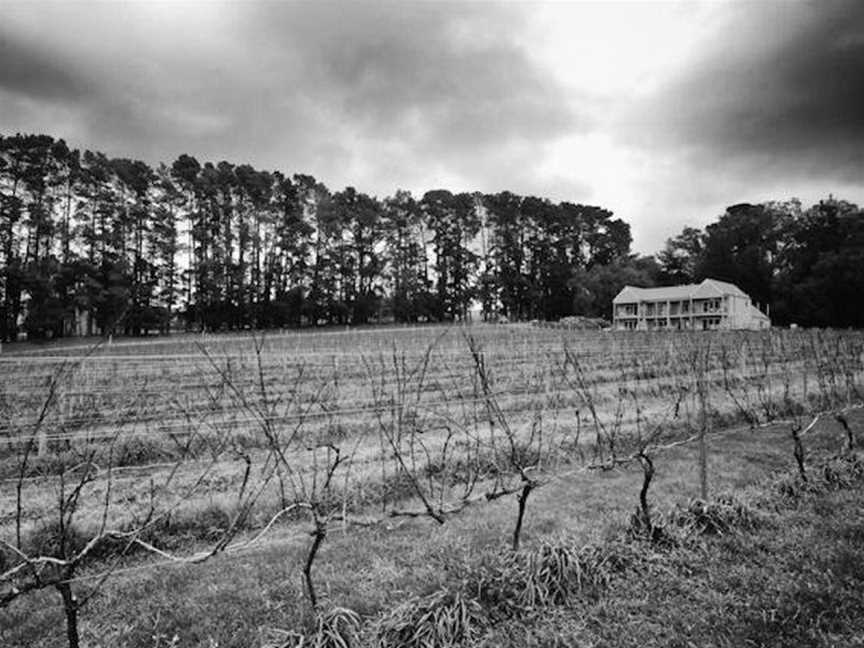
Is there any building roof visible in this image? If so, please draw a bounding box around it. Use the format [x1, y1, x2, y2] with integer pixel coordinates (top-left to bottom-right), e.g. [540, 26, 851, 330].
[745, 301, 771, 321]
[700, 279, 749, 298]
[613, 278, 750, 304]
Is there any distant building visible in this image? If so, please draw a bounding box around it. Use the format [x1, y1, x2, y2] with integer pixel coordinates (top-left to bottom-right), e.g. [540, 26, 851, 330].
[612, 278, 770, 331]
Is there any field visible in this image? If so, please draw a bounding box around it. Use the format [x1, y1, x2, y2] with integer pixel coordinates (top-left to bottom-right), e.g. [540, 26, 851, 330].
[2, 324, 864, 647]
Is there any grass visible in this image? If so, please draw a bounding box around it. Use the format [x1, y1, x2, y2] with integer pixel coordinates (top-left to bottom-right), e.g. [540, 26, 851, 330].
[529, 484, 864, 647]
[382, 451, 864, 648]
[4, 411, 862, 647]
[3, 326, 864, 647]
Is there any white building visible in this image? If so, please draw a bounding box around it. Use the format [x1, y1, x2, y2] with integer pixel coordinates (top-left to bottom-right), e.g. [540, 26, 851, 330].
[612, 278, 770, 331]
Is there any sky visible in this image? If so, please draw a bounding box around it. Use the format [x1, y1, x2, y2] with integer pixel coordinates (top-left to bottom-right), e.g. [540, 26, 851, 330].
[1, 0, 863, 254]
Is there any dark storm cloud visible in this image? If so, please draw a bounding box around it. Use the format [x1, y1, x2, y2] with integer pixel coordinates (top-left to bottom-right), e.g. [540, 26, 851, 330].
[629, 0, 864, 180]
[0, 1, 582, 198]
[0, 28, 92, 101]
[237, 1, 581, 160]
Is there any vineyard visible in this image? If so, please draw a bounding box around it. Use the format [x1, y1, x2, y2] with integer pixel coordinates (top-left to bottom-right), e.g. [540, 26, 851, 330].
[2, 324, 864, 647]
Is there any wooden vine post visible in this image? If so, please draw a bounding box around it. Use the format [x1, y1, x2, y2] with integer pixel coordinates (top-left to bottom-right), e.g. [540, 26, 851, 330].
[696, 344, 711, 500]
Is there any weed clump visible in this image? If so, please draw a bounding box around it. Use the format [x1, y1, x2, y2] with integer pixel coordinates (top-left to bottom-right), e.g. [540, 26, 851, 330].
[112, 436, 174, 467]
[774, 453, 864, 500]
[24, 519, 90, 559]
[422, 536, 637, 636]
[775, 473, 819, 499]
[626, 510, 678, 548]
[462, 552, 525, 620]
[669, 494, 760, 536]
[375, 588, 487, 648]
[520, 540, 627, 607]
[265, 606, 361, 648]
[312, 606, 361, 648]
[820, 454, 864, 490]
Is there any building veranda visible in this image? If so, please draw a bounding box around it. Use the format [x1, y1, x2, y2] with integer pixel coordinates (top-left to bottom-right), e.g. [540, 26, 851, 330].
[612, 278, 771, 331]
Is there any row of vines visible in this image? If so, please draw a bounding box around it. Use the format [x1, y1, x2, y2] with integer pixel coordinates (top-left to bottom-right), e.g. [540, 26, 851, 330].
[1, 324, 863, 646]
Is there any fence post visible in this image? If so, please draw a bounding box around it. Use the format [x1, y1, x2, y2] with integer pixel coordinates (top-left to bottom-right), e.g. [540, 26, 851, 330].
[37, 427, 48, 457]
[697, 344, 710, 500]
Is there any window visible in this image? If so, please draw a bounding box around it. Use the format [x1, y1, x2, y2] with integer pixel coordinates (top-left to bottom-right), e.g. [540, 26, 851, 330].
[701, 317, 721, 331]
[695, 299, 721, 313]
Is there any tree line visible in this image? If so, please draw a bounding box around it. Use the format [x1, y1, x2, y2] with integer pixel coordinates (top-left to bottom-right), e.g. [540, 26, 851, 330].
[0, 133, 634, 341]
[657, 199, 864, 328]
[2, 132, 863, 340]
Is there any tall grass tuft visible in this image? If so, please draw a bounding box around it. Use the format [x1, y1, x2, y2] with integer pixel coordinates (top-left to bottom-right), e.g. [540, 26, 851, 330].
[626, 509, 678, 547]
[311, 606, 361, 648]
[521, 539, 635, 607]
[820, 453, 864, 490]
[775, 453, 864, 499]
[264, 606, 361, 648]
[669, 494, 760, 536]
[24, 519, 90, 559]
[520, 541, 586, 607]
[375, 588, 487, 648]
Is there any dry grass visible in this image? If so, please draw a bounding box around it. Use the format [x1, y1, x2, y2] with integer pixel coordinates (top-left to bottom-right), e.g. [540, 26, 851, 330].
[2, 326, 864, 647]
[5, 411, 862, 647]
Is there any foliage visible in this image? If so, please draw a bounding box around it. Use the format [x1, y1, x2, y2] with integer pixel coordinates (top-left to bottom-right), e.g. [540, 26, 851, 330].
[267, 606, 362, 648]
[518, 539, 627, 606]
[668, 494, 760, 536]
[0, 131, 645, 340]
[375, 588, 487, 648]
[2, 316, 864, 646]
[658, 196, 864, 327]
[6, 130, 864, 336]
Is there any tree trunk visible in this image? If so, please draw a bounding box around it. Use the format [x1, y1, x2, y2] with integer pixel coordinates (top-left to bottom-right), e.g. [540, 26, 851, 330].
[638, 452, 655, 529]
[511, 480, 535, 551]
[57, 581, 80, 648]
[791, 426, 807, 481]
[303, 524, 327, 610]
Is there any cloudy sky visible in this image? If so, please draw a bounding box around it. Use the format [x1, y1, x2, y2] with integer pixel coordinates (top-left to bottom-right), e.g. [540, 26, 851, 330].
[2, 0, 862, 253]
